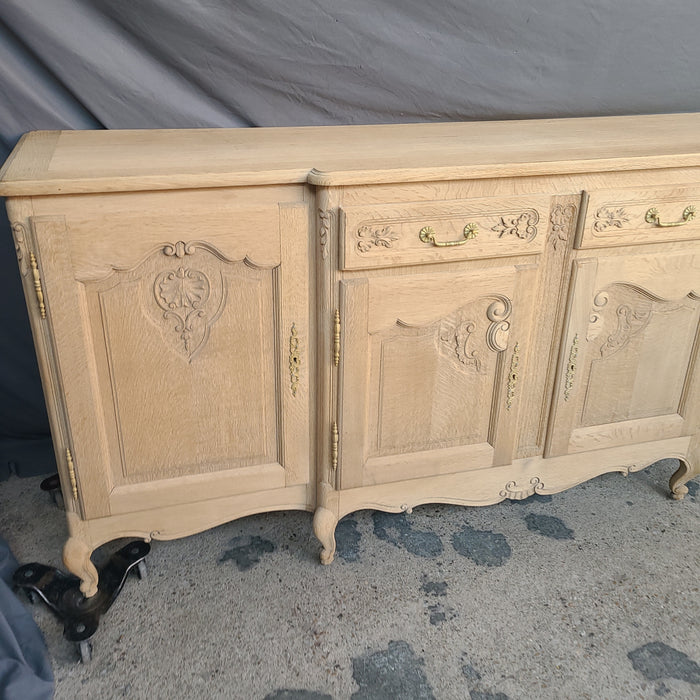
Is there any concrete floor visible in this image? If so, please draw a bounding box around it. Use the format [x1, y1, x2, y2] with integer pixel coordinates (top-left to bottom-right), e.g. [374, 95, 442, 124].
[0, 459, 698, 699]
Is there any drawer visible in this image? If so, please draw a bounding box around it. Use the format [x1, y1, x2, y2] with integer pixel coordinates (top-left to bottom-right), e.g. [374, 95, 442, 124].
[339, 195, 552, 270]
[579, 185, 700, 249]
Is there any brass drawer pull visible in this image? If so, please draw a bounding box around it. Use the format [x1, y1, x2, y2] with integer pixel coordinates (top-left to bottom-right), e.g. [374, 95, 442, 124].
[645, 205, 696, 228]
[419, 223, 478, 247]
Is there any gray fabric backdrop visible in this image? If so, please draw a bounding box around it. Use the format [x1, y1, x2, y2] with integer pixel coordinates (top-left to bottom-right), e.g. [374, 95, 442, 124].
[1, 0, 700, 476]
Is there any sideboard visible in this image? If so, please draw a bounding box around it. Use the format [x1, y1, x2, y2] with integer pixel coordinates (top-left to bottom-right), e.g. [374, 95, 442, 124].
[1, 114, 698, 597]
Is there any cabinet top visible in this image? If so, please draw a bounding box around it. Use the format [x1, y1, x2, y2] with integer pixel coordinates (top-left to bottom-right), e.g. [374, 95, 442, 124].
[2, 113, 700, 196]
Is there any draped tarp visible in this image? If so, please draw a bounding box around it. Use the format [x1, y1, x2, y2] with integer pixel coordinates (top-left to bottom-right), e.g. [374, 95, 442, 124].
[1, 0, 700, 476]
[0, 538, 53, 699]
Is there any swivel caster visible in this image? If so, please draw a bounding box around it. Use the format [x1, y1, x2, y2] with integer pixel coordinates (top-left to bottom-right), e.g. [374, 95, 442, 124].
[12, 540, 151, 663]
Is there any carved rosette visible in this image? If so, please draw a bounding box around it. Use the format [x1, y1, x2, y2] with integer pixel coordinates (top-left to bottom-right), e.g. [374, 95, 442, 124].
[549, 204, 577, 250]
[356, 225, 399, 253]
[491, 210, 539, 241]
[593, 207, 630, 232]
[500, 477, 544, 500]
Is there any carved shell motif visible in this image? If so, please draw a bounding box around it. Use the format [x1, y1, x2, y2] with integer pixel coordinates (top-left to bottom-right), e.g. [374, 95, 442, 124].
[152, 241, 227, 361]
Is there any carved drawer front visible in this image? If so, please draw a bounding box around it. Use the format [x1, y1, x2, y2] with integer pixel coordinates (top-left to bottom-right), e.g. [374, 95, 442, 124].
[580, 185, 700, 249]
[339, 195, 552, 270]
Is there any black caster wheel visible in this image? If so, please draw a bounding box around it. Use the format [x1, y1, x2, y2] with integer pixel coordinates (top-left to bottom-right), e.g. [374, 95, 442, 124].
[25, 589, 38, 604]
[78, 639, 92, 664]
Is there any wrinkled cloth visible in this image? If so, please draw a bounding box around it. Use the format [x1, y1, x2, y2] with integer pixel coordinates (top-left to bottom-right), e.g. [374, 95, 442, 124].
[2, 0, 700, 476]
[0, 538, 54, 700]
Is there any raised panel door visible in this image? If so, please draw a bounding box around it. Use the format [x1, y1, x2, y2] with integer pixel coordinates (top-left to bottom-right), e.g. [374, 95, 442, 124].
[547, 249, 700, 456]
[28, 191, 311, 518]
[337, 263, 537, 489]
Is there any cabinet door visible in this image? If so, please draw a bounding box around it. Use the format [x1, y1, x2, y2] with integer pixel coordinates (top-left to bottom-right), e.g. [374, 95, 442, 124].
[29, 191, 310, 519]
[547, 249, 700, 456]
[337, 263, 536, 489]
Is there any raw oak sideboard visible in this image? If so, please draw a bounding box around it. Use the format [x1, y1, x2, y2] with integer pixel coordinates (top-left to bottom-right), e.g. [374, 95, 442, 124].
[1, 114, 698, 597]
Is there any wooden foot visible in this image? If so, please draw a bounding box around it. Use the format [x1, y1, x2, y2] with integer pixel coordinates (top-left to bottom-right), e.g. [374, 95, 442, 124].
[63, 537, 99, 598]
[669, 457, 698, 501]
[313, 507, 338, 565]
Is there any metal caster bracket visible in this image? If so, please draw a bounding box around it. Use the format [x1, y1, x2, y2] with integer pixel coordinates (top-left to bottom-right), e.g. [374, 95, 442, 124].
[13, 540, 150, 663]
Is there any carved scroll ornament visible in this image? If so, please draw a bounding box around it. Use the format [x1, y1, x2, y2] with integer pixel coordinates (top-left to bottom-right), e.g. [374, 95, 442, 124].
[500, 477, 544, 500]
[438, 295, 512, 372]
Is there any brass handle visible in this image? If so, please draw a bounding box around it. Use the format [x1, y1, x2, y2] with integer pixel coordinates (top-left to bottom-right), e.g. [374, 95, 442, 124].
[419, 223, 478, 247]
[645, 205, 695, 228]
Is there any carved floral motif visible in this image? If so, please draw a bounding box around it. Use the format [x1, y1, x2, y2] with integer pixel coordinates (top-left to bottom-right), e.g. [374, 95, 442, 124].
[593, 207, 630, 233]
[356, 225, 399, 253]
[319, 209, 330, 260]
[491, 210, 539, 240]
[549, 204, 577, 250]
[11, 222, 29, 276]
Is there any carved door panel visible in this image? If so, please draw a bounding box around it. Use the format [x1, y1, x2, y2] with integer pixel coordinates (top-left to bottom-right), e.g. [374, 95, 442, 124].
[337, 263, 537, 489]
[28, 193, 310, 519]
[547, 250, 700, 456]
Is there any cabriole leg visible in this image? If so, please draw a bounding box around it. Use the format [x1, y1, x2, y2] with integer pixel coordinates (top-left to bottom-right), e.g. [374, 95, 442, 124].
[313, 506, 338, 565]
[63, 537, 99, 598]
[669, 456, 699, 501]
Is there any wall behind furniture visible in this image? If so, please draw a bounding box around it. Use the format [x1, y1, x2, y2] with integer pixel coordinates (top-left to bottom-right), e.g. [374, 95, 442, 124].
[1, 0, 699, 477]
